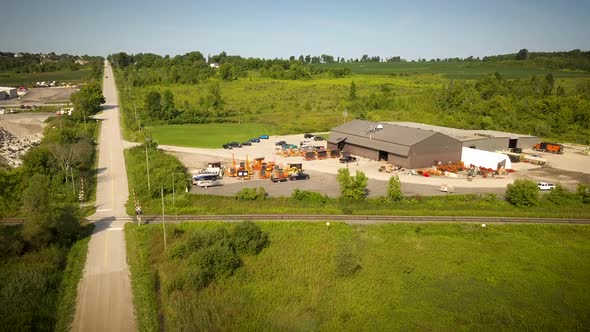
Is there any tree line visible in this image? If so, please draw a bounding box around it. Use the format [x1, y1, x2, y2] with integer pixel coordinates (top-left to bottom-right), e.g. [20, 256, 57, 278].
[0, 52, 103, 74]
[0, 81, 104, 256]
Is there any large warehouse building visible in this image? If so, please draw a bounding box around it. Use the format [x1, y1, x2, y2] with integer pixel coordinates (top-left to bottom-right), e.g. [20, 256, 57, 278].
[0, 87, 18, 100]
[328, 120, 463, 168]
[387, 122, 539, 151]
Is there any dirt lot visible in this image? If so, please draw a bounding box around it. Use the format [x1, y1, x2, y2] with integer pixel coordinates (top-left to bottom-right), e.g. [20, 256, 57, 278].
[161, 133, 587, 198]
[0, 112, 52, 137]
[0, 87, 78, 107]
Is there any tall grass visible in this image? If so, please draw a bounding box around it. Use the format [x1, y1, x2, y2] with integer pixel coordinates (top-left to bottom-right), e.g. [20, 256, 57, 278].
[0, 225, 93, 331]
[126, 222, 590, 331]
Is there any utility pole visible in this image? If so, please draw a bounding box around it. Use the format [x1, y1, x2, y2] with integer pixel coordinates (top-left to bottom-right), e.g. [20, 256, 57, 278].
[161, 187, 167, 251]
[172, 172, 175, 206]
[145, 143, 151, 191]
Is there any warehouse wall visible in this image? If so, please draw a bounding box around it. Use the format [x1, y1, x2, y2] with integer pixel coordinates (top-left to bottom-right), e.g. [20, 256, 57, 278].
[410, 133, 462, 168]
[340, 143, 379, 160]
[387, 153, 409, 167]
[462, 137, 509, 151]
[517, 137, 540, 149]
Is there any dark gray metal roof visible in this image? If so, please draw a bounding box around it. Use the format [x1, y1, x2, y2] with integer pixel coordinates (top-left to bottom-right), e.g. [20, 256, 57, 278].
[387, 121, 538, 140]
[328, 120, 441, 156]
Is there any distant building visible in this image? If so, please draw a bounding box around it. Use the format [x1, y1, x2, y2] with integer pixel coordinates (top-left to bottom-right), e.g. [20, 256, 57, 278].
[75, 59, 89, 65]
[209, 63, 220, 68]
[0, 87, 17, 100]
[328, 120, 463, 168]
[386, 122, 539, 151]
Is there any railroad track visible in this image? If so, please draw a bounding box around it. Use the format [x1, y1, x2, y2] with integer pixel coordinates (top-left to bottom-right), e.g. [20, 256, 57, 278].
[4, 215, 590, 225]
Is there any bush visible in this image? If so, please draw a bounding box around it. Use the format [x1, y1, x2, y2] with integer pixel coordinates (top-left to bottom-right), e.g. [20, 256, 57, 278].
[235, 187, 268, 200]
[337, 168, 368, 200]
[505, 179, 539, 207]
[232, 221, 269, 255]
[577, 184, 590, 204]
[187, 244, 241, 290]
[334, 241, 361, 277]
[291, 189, 328, 205]
[387, 175, 403, 202]
[544, 184, 575, 205]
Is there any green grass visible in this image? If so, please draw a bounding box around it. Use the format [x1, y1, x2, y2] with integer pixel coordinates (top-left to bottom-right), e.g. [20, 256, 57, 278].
[126, 223, 160, 332]
[118, 74, 440, 138]
[0, 226, 92, 331]
[126, 222, 590, 331]
[150, 123, 274, 148]
[55, 226, 93, 332]
[316, 61, 590, 79]
[0, 69, 92, 86]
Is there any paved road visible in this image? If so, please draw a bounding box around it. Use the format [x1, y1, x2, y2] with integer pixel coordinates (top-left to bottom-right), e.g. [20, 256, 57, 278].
[72, 62, 136, 332]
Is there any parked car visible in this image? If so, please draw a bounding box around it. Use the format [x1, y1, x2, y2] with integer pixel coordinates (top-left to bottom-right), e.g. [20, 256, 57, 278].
[250, 138, 260, 143]
[304, 133, 314, 138]
[314, 136, 325, 141]
[222, 142, 242, 149]
[259, 135, 270, 139]
[537, 182, 556, 191]
[339, 156, 357, 163]
[242, 141, 252, 146]
[289, 172, 310, 181]
[275, 140, 286, 146]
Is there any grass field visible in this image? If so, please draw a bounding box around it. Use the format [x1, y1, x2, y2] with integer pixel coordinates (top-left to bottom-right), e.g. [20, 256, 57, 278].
[0, 69, 92, 87]
[315, 61, 590, 79]
[123, 74, 441, 140]
[0, 225, 92, 331]
[150, 123, 274, 148]
[126, 222, 590, 331]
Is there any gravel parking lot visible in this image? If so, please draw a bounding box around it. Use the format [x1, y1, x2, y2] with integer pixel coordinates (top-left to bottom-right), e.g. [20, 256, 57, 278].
[0, 87, 78, 107]
[161, 133, 532, 198]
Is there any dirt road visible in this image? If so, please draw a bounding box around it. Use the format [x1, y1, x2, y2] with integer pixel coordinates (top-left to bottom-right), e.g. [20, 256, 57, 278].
[72, 62, 136, 332]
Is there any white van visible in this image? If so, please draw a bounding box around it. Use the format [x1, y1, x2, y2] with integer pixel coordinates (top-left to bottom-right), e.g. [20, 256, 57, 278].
[192, 174, 222, 188]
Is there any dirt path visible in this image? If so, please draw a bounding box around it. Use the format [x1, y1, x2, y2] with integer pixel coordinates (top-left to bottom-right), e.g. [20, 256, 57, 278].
[72, 62, 136, 332]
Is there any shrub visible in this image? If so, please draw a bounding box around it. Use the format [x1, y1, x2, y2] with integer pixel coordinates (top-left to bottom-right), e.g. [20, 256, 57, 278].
[291, 189, 328, 205]
[235, 187, 268, 200]
[334, 241, 361, 277]
[337, 168, 368, 200]
[187, 244, 241, 290]
[505, 179, 539, 207]
[387, 175, 403, 202]
[577, 184, 590, 204]
[545, 184, 575, 205]
[232, 221, 269, 255]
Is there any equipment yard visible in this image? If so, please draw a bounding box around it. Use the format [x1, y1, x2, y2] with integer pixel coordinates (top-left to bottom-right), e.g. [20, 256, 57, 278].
[0, 87, 78, 107]
[159, 133, 590, 198]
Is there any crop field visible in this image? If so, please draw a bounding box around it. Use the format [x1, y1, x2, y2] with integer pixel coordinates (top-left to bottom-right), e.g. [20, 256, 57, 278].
[315, 61, 590, 79]
[150, 123, 274, 148]
[126, 222, 590, 331]
[0, 69, 91, 87]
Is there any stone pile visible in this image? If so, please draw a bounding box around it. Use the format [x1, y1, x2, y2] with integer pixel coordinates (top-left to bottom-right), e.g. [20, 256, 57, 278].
[0, 127, 42, 167]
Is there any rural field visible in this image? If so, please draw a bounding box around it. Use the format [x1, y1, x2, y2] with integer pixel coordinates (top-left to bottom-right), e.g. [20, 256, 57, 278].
[315, 61, 590, 79]
[126, 222, 590, 331]
[150, 123, 273, 148]
[0, 69, 91, 87]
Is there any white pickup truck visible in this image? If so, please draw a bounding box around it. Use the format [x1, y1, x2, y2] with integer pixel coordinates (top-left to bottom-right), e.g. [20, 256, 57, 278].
[537, 182, 556, 191]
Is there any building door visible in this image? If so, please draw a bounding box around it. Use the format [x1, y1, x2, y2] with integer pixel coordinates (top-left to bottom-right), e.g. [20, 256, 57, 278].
[508, 139, 518, 149]
[379, 150, 388, 162]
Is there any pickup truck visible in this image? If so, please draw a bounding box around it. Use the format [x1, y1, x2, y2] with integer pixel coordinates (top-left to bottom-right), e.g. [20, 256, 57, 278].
[339, 156, 357, 163]
[537, 182, 555, 191]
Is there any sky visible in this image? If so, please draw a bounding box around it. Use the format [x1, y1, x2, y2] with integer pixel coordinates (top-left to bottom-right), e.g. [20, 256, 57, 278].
[1, 0, 589, 60]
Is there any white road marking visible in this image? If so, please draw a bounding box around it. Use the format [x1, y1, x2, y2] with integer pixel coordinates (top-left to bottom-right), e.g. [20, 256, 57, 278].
[107, 227, 124, 231]
[96, 208, 112, 212]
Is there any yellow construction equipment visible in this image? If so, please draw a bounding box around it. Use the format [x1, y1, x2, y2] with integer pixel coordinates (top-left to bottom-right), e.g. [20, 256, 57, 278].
[252, 157, 265, 171]
[225, 154, 238, 177]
